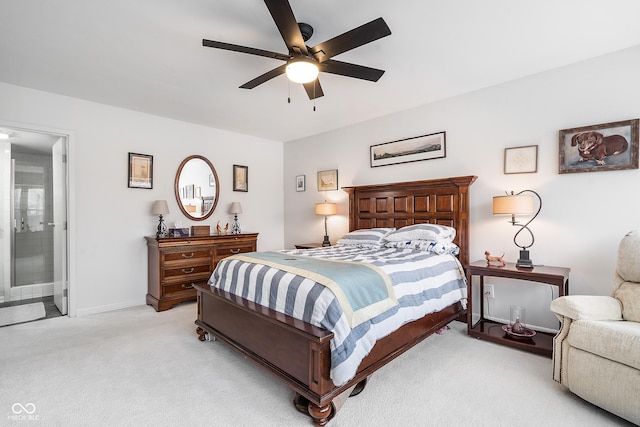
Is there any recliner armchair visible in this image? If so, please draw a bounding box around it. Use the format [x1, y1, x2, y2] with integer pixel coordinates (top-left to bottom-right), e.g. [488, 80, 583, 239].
[550, 230, 640, 425]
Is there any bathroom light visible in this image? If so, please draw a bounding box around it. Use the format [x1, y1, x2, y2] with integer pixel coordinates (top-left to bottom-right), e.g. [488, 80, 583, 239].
[493, 190, 542, 268]
[286, 57, 319, 84]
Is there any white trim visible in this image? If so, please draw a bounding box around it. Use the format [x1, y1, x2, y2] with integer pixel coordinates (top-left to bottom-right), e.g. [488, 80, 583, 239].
[75, 299, 145, 317]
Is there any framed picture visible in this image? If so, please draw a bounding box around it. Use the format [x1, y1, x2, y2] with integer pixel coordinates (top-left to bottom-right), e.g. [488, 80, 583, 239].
[504, 145, 538, 174]
[128, 153, 153, 189]
[370, 131, 446, 167]
[209, 173, 215, 187]
[185, 184, 194, 199]
[296, 175, 306, 192]
[559, 119, 639, 174]
[317, 169, 338, 191]
[233, 164, 248, 192]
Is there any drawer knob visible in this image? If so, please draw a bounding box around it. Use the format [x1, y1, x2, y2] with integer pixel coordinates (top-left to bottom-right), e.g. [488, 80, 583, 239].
[182, 252, 195, 259]
[230, 248, 241, 254]
[181, 267, 195, 274]
[182, 283, 194, 289]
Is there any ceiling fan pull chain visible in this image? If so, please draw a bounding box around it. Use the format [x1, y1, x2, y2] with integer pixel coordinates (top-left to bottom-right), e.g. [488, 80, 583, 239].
[287, 79, 291, 104]
[313, 82, 316, 111]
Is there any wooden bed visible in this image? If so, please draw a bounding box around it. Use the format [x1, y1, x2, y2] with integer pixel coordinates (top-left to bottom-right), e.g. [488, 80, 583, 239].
[194, 175, 476, 425]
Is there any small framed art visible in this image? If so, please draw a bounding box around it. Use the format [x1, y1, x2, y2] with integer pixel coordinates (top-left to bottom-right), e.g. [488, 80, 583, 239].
[296, 175, 306, 192]
[559, 119, 639, 174]
[128, 153, 153, 189]
[370, 132, 446, 167]
[504, 145, 538, 174]
[233, 165, 248, 192]
[317, 169, 338, 191]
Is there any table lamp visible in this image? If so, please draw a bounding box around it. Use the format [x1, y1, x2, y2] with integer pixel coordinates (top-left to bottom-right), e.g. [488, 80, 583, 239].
[315, 201, 337, 247]
[229, 202, 242, 234]
[493, 190, 542, 268]
[151, 200, 170, 238]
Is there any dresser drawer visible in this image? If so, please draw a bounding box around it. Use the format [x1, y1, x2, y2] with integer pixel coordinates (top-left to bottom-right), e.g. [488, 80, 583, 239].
[162, 264, 212, 281]
[163, 247, 212, 263]
[214, 243, 255, 261]
[162, 279, 208, 297]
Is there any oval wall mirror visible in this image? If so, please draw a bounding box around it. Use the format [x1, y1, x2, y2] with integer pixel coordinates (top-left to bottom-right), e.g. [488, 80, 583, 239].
[174, 155, 219, 221]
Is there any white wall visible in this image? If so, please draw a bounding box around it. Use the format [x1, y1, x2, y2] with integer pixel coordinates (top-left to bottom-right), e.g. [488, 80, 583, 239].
[284, 45, 640, 331]
[0, 82, 284, 315]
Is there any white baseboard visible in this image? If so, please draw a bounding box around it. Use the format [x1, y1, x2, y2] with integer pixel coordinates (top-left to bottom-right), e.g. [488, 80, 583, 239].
[75, 299, 145, 317]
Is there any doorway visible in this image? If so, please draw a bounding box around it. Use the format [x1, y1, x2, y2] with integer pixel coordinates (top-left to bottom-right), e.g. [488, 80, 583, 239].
[0, 126, 68, 324]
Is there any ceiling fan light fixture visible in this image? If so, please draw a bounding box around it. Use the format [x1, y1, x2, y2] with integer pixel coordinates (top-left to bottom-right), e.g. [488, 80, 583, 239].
[285, 57, 319, 84]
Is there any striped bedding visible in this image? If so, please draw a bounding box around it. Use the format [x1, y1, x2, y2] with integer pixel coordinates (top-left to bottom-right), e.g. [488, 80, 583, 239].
[209, 245, 467, 386]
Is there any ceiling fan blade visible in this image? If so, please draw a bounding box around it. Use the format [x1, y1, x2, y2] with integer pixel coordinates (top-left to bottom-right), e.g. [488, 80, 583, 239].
[309, 17, 391, 63]
[320, 59, 385, 82]
[239, 64, 287, 89]
[203, 39, 290, 61]
[303, 79, 324, 100]
[264, 0, 309, 56]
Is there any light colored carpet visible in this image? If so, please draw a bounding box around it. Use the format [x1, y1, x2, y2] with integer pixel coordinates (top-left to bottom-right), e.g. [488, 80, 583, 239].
[0, 302, 634, 426]
[0, 302, 45, 327]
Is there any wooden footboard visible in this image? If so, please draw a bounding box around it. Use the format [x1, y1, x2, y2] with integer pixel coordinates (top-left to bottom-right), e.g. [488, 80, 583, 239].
[195, 283, 464, 425]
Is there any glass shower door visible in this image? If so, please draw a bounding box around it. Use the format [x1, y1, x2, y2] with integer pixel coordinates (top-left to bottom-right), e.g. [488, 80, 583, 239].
[11, 152, 54, 291]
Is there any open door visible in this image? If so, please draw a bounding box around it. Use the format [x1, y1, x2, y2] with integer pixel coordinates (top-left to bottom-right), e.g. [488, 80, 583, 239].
[52, 137, 67, 315]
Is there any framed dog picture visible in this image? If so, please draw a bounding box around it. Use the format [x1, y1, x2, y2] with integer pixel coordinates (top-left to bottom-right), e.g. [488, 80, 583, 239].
[559, 119, 639, 174]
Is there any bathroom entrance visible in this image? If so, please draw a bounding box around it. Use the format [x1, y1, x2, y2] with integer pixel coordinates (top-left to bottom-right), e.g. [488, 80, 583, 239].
[0, 126, 68, 324]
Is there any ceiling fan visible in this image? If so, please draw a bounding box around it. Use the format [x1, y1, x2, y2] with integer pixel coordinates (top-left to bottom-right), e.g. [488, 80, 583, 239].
[202, 0, 391, 100]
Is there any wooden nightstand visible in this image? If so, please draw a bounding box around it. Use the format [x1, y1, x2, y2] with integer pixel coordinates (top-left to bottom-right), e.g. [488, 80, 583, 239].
[294, 243, 323, 249]
[465, 260, 570, 357]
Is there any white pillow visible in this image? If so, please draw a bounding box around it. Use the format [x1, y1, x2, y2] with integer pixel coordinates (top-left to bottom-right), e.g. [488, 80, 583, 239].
[383, 224, 456, 244]
[337, 228, 395, 247]
[382, 240, 460, 255]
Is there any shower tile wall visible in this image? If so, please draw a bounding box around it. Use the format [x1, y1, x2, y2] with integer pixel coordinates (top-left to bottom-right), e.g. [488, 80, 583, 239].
[13, 151, 53, 287]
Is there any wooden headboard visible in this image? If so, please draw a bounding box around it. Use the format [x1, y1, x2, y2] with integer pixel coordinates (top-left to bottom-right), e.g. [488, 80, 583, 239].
[342, 175, 477, 266]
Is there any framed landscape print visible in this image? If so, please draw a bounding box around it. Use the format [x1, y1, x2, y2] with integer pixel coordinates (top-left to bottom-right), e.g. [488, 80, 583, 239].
[370, 132, 446, 167]
[317, 169, 338, 191]
[559, 119, 639, 174]
[128, 153, 153, 189]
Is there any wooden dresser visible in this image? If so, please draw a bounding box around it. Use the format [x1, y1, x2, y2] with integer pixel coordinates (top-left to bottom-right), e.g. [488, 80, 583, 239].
[145, 233, 258, 311]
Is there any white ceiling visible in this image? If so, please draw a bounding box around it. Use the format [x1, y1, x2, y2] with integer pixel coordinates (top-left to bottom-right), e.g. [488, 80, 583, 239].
[2, 0, 640, 142]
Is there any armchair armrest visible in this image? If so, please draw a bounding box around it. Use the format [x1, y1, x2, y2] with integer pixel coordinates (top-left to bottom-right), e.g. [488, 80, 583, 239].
[550, 295, 622, 321]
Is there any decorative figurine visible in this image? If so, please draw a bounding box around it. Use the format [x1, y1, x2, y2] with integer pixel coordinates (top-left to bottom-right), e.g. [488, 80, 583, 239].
[484, 251, 506, 266]
[216, 221, 229, 235]
[511, 317, 525, 334]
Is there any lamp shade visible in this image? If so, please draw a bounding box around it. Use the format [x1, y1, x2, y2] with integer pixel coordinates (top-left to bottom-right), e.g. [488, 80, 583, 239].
[493, 195, 534, 215]
[315, 202, 337, 216]
[229, 202, 243, 214]
[286, 57, 319, 84]
[151, 200, 169, 215]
